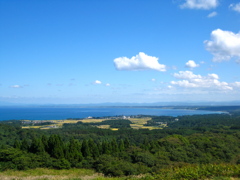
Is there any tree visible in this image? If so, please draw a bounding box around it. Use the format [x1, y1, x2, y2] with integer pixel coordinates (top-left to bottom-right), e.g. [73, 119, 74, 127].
[66, 138, 83, 166]
[81, 140, 91, 158]
[111, 139, 119, 153]
[88, 139, 99, 158]
[29, 137, 45, 154]
[119, 139, 125, 152]
[48, 135, 64, 159]
[21, 139, 29, 152]
[41, 135, 49, 151]
[13, 140, 21, 149]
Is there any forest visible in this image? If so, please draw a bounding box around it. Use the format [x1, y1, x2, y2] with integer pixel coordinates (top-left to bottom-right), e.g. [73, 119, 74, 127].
[0, 107, 240, 179]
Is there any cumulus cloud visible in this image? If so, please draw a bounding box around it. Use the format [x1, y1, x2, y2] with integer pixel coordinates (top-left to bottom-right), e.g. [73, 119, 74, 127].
[10, 85, 22, 88]
[94, 80, 102, 84]
[113, 52, 166, 72]
[173, 71, 201, 79]
[171, 71, 232, 90]
[105, 83, 110, 86]
[185, 60, 199, 69]
[207, 11, 217, 18]
[180, 0, 218, 9]
[204, 29, 240, 62]
[229, 3, 240, 13]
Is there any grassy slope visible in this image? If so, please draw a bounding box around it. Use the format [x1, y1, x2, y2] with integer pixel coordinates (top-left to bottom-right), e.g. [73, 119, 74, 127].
[0, 164, 240, 180]
[0, 168, 145, 180]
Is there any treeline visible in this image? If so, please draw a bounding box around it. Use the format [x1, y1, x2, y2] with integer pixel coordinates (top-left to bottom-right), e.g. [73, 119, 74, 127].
[167, 114, 240, 129]
[87, 119, 132, 128]
[1, 131, 240, 176]
[144, 116, 175, 126]
[0, 112, 240, 177]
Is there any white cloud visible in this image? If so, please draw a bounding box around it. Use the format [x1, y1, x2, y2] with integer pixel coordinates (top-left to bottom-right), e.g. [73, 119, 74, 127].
[171, 71, 232, 90]
[173, 71, 201, 80]
[208, 73, 219, 79]
[10, 85, 22, 88]
[185, 60, 199, 69]
[207, 11, 217, 18]
[113, 52, 166, 72]
[180, 0, 218, 9]
[105, 83, 110, 86]
[94, 80, 102, 84]
[229, 3, 240, 13]
[151, 78, 156, 82]
[231, 82, 240, 88]
[204, 29, 240, 62]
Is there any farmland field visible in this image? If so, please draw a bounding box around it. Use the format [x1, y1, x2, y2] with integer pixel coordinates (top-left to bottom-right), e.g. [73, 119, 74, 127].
[21, 117, 166, 130]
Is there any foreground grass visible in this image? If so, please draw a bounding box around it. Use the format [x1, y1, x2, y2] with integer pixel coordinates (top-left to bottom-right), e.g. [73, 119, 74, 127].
[0, 168, 100, 180]
[0, 168, 149, 180]
[0, 164, 240, 180]
[154, 164, 240, 180]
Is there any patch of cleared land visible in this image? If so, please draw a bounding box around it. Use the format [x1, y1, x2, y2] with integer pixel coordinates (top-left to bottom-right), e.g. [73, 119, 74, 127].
[22, 117, 165, 130]
[0, 168, 126, 180]
[0, 168, 239, 180]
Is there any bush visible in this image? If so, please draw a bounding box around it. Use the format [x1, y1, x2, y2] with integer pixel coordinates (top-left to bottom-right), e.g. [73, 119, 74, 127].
[154, 164, 240, 180]
[52, 158, 71, 169]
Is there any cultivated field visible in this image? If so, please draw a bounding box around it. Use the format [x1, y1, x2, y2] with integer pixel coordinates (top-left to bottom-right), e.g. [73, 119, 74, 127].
[21, 117, 165, 130]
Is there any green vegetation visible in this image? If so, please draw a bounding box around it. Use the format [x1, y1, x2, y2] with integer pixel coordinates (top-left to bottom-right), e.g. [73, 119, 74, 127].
[0, 106, 240, 179]
[87, 119, 132, 128]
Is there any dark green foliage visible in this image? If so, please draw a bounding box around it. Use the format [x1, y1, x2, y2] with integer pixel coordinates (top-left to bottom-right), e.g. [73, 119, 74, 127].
[88, 139, 99, 158]
[1, 111, 240, 177]
[48, 135, 64, 159]
[167, 114, 240, 129]
[124, 138, 130, 149]
[13, 139, 21, 149]
[41, 135, 49, 151]
[20, 139, 29, 151]
[88, 119, 132, 128]
[131, 150, 156, 167]
[0, 148, 38, 170]
[52, 158, 71, 169]
[119, 139, 125, 152]
[65, 138, 83, 166]
[81, 139, 91, 158]
[94, 154, 149, 176]
[145, 116, 175, 126]
[29, 137, 45, 154]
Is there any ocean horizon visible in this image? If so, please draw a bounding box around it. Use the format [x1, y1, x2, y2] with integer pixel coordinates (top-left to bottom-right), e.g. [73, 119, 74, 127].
[0, 107, 223, 121]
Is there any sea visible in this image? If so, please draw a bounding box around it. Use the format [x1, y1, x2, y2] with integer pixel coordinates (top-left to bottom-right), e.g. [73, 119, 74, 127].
[0, 107, 223, 121]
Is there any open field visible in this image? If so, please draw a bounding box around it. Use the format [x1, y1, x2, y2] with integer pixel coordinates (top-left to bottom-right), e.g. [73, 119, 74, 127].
[21, 117, 166, 130]
[97, 125, 110, 129]
[129, 117, 151, 125]
[0, 168, 239, 180]
[0, 168, 150, 180]
[129, 117, 163, 130]
[80, 119, 106, 123]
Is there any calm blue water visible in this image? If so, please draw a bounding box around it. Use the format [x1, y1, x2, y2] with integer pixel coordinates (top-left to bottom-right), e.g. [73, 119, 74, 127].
[0, 107, 223, 121]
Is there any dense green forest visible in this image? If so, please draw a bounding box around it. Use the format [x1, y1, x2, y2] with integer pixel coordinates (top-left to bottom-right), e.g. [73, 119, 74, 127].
[0, 108, 240, 179]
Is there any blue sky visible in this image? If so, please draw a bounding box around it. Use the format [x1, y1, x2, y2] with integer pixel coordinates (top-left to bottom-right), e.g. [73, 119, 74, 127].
[0, 0, 240, 104]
